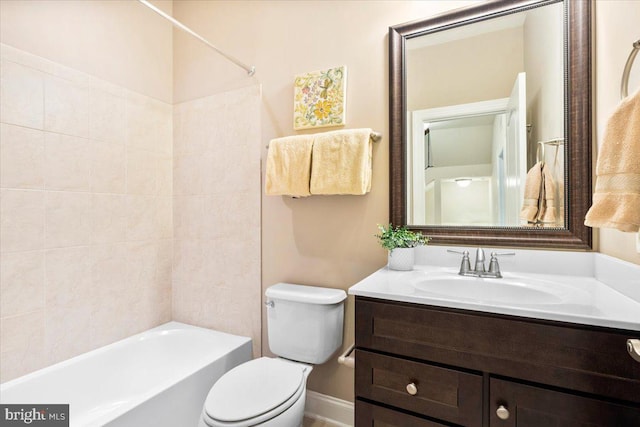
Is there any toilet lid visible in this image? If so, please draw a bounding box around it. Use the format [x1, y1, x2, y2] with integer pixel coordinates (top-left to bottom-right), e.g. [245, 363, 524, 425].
[204, 357, 305, 422]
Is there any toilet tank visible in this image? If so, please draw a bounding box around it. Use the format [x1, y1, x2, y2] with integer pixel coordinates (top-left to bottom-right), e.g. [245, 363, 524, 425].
[265, 283, 347, 364]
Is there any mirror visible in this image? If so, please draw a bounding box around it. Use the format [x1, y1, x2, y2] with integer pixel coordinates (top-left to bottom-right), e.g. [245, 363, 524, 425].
[390, 0, 592, 249]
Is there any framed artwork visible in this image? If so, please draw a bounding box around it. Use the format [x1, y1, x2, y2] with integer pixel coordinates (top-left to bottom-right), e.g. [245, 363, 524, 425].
[293, 65, 347, 130]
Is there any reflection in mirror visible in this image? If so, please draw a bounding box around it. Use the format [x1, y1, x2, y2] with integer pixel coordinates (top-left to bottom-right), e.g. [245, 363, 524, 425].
[405, 3, 565, 227]
[389, 0, 593, 249]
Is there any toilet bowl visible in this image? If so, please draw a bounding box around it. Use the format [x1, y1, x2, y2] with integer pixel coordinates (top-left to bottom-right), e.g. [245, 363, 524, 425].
[199, 358, 311, 427]
[199, 283, 346, 427]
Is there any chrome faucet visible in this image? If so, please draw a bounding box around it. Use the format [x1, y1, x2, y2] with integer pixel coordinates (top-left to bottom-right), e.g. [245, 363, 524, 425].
[448, 248, 514, 278]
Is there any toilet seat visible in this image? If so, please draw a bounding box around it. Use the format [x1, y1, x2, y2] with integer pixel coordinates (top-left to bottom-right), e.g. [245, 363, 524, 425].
[202, 357, 307, 427]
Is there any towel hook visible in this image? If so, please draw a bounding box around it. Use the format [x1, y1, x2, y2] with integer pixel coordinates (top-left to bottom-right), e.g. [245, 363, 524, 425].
[621, 39, 640, 99]
[536, 141, 545, 164]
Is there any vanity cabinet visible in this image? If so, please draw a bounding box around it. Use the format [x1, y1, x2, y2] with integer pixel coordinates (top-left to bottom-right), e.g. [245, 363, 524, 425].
[354, 297, 640, 427]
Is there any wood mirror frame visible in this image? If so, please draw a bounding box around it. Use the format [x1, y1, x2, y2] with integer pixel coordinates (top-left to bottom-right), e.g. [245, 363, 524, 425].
[389, 0, 592, 249]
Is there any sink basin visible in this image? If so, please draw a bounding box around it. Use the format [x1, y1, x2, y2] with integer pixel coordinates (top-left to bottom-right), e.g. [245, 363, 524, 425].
[412, 274, 571, 305]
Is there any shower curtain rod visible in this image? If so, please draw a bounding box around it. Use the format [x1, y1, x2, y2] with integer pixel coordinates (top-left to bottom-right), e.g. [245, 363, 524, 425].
[137, 0, 256, 76]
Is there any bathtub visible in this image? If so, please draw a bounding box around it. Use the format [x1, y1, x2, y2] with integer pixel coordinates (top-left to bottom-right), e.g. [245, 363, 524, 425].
[0, 322, 252, 427]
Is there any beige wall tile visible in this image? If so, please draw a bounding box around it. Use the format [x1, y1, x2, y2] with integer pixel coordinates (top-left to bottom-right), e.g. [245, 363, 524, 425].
[0, 189, 44, 253]
[172, 239, 205, 285]
[125, 195, 157, 241]
[0, 60, 44, 129]
[88, 89, 126, 143]
[157, 155, 173, 196]
[45, 304, 92, 365]
[156, 197, 173, 240]
[0, 45, 174, 380]
[0, 123, 45, 189]
[89, 243, 130, 347]
[44, 132, 91, 192]
[173, 154, 206, 196]
[91, 142, 126, 194]
[172, 88, 261, 358]
[45, 191, 91, 248]
[45, 246, 93, 308]
[126, 95, 169, 153]
[0, 250, 44, 318]
[126, 241, 159, 289]
[126, 148, 157, 195]
[44, 74, 89, 138]
[173, 196, 204, 240]
[0, 311, 46, 382]
[91, 194, 127, 244]
[173, 105, 210, 156]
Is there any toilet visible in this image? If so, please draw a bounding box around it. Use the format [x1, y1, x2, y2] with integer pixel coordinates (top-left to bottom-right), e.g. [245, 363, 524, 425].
[199, 283, 347, 427]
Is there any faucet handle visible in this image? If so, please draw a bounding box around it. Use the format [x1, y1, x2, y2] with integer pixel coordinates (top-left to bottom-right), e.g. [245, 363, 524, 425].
[447, 250, 471, 275]
[447, 249, 467, 255]
[491, 251, 516, 257]
[487, 252, 515, 277]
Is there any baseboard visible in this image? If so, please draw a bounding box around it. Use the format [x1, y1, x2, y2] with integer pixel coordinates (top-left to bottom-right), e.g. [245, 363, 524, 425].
[304, 390, 354, 426]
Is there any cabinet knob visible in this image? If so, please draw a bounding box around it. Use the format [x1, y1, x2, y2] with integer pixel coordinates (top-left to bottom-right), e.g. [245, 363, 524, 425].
[496, 405, 510, 420]
[627, 339, 640, 363]
[406, 382, 418, 396]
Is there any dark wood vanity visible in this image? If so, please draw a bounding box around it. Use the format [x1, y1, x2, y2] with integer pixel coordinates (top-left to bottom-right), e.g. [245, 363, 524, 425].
[354, 297, 640, 426]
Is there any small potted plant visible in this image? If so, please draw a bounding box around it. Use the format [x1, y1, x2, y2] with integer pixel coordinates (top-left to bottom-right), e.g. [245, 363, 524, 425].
[375, 224, 430, 271]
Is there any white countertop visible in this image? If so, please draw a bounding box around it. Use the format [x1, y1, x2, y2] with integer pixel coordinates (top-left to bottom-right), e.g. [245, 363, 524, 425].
[349, 247, 640, 331]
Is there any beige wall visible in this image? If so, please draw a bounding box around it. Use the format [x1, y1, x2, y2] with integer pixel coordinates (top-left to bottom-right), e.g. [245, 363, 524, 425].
[172, 0, 478, 403]
[0, 44, 173, 382]
[0, 0, 175, 382]
[594, 0, 640, 265]
[172, 85, 262, 357]
[0, 0, 173, 103]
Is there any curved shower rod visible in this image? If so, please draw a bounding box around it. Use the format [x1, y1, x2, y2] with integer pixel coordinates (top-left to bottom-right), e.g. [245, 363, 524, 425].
[137, 0, 256, 76]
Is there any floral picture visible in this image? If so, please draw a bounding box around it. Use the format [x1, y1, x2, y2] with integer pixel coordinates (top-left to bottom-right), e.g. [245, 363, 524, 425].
[293, 65, 347, 130]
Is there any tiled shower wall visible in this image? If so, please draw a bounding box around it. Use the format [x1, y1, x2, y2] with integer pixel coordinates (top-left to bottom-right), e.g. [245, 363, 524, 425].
[0, 44, 173, 382]
[172, 85, 262, 356]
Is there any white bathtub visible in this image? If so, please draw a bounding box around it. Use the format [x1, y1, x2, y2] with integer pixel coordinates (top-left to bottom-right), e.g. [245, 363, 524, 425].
[0, 322, 252, 427]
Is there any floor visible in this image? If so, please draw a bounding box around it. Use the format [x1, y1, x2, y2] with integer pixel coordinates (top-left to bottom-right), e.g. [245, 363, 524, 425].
[303, 416, 342, 427]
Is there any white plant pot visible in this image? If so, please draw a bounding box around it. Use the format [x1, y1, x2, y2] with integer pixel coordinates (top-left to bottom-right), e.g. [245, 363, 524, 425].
[388, 247, 415, 271]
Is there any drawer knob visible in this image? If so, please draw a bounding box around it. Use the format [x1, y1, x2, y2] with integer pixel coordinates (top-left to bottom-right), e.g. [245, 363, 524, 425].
[628, 339, 640, 363]
[496, 405, 510, 420]
[406, 382, 418, 396]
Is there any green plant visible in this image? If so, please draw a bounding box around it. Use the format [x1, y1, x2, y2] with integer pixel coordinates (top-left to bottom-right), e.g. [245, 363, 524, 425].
[375, 224, 430, 250]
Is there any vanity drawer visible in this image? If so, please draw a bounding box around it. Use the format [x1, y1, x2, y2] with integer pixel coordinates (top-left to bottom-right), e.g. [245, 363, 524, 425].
[355, 350, 483, 427]
[355, 400, 450, 427]
[355, 298, 640, 404]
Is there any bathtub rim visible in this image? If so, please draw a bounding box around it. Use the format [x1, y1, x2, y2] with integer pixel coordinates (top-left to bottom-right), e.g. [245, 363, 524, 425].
[0, 321, 252, 426]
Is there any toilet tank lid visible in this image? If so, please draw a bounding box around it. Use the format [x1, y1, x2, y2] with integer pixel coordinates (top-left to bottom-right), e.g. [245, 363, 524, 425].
[266, 283, 347, 305]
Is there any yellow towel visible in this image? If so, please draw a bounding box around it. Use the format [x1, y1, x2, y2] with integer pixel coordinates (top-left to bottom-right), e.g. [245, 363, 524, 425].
[265, 135, 314, 197]
[520, 162, 543, 223]
[585, 89, 640, 232]
[310, 128, 373, 195]
[520, 162, 557, 226]
[539, 164, 557, 224]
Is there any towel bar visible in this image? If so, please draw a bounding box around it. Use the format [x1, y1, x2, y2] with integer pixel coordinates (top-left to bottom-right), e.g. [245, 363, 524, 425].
[621, 39, 640, 99]
[266, 130, 382, 149]
[337, 343, 355, 368]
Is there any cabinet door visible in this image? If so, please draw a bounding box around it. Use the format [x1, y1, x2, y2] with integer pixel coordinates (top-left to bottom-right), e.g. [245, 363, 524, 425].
[355, 400, 449, 427]
[490, 378, 640, 427]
